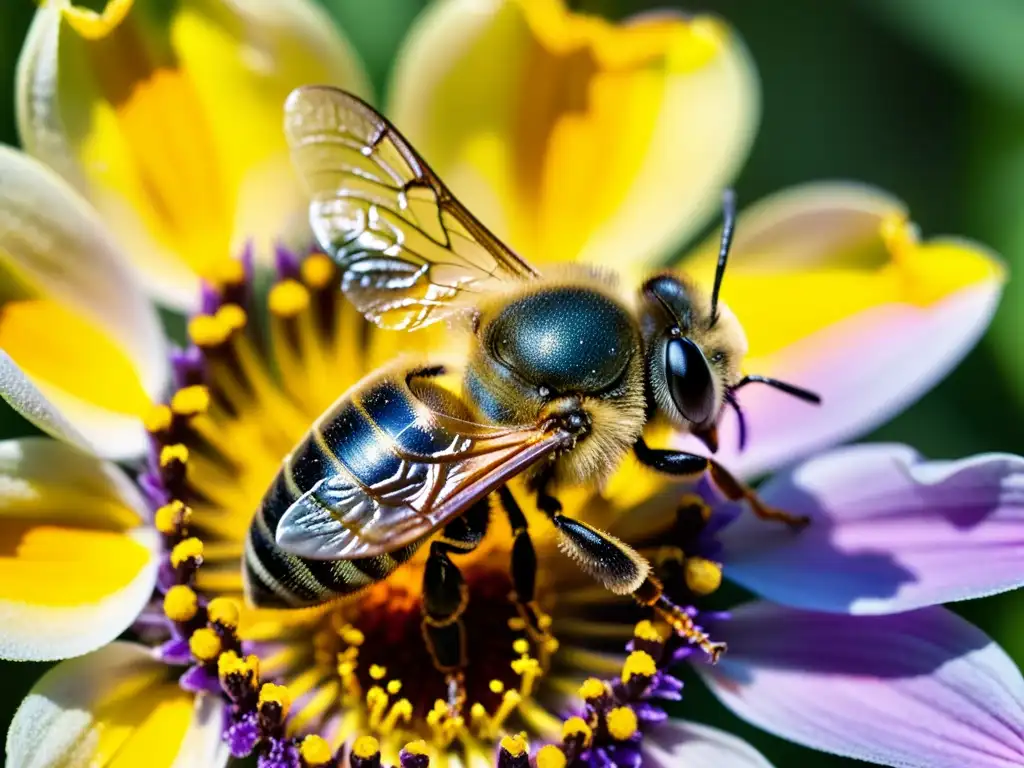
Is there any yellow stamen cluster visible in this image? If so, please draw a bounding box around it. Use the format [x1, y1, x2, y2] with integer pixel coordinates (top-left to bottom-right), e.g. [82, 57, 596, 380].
[259, 682, 292, 718]
[561, 716, 592, 746]
[189, 627, 222, 662]
[171, 385, 210, 417]
[159, 443, 189, 468]
[301, 253, 336, 289]
[207, 597, 239, 628]
[535, 744, 568, 768]
[144, 404, 173, 434]
[578, 677, 607, 701]
[352, 735, 380, 759]
[269, 280, 311, 317]
[154, 500, 192, 536]
[170, 537, 203, 568]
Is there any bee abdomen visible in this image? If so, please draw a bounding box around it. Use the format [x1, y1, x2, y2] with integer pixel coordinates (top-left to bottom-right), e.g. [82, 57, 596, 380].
[244, 373, 435, 608]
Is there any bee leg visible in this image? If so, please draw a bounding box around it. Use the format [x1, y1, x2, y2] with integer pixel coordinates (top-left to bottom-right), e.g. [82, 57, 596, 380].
[634, 576, 727, 663]
[497, 486, 553, 649]
[421, 498, 489, 715]
[540, 497, 727, 662]
[633, 438, 809, 529]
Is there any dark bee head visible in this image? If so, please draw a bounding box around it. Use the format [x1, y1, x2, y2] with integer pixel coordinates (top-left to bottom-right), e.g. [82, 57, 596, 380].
[639, 273, 747, 434]
[463, 283, 646, 486]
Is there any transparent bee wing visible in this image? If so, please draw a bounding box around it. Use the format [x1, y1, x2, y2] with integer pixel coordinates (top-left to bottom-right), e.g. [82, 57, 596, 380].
[284, 86, 539, 330]
[276, 408, 572, 561]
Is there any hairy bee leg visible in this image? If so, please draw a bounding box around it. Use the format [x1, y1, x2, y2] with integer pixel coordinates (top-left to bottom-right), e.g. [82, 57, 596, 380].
[497, 486, 553, 645]
[633, 438, 809, 529]
[420, 499, 490, 714]
[633, 577, 727, 663]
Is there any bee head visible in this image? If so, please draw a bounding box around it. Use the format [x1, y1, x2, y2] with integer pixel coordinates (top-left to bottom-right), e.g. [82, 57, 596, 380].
[640, 273, 747, 437]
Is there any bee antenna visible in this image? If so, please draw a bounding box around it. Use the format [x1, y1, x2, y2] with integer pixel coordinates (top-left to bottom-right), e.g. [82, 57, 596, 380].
[733, 375, 822, 405]
[708, 188, 737, 329]
[724, 390, 749, 451]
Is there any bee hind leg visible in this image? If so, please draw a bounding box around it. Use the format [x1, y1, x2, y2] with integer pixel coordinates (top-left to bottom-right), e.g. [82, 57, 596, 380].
[497, 486, 555, 654]
[421, 498, 490, 716]
[633, 437, 809, 529]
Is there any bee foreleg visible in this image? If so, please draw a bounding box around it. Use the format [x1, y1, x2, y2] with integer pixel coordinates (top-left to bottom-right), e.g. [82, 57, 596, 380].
[420, 498, 490, 715]
[497, 486, 553, 650]
[633, 576, 726, 663]
[633, 438, 809, 529]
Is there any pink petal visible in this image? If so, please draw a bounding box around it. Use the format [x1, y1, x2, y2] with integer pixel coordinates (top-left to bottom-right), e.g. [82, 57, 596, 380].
[718, 443, 1024, 614]
[644, 719, 773, 767]
[700, 602, 1024, 768]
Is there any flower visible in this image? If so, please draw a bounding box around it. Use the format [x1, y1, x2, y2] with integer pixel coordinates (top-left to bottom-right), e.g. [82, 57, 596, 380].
[0, 1, 1021, 767]
[16, 0, 370, 308]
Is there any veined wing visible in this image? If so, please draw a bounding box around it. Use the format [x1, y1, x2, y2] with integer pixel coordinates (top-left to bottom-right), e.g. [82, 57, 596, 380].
[284, 85, 539, 331]
[275, 369, 571, 560]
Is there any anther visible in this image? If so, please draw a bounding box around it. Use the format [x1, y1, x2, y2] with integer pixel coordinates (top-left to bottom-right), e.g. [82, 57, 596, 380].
[214, 258, 246, 287]
[606, 706, 639, 741]
[216, 304, 247, 333]
[269, 280, 311, 317]
[684, 556, 723, 596]
[299, 734, 333, 767]
[170, 537, 204, 569]
[171, 385, 210, 417]
[512, 638, 530, 655]
[368, 664, 387, 680]
[301, 253, 336, 290]
[218, 651, 259, 705]
[561, 716, 593, 749]
[621, 650, 656, 698]
[159, 444, 188, 488]
[154, 500, 192, 536]
[350, 736, 382, 768]
[188, 314, 230, 348]
[399, 739, 430, 768]
[144, 404, 172, 435]
[258, 682, 291, 734]
[578, 677, 608, 704]
[536, 745, 567, 768]
[633, 619, 670, 661]
[207, 597, 240, 629]
[163, 584, 198, 622]
[498, 734, 530, 768]
[189, 627, 222, 662]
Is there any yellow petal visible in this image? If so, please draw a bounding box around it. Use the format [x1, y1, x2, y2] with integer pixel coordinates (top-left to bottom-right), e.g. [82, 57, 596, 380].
[674, 182, 1006, 477]
[6, 643, 227, 768]
[0, 438, 157, 661]
[17, 0, 372, 308]
[0, 147, 166, 458]
[389, 0, 758, 278]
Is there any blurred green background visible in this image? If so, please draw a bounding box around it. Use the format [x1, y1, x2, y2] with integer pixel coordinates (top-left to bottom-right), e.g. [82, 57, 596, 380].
[1, 1, 1022, 766]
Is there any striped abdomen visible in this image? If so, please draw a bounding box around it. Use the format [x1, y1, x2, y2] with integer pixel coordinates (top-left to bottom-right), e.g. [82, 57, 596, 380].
[244, 372, 441, 608]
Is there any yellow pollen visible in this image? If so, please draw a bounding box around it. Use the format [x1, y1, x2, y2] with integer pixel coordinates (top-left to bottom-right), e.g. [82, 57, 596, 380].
[163, 584, 198, 622]
[207, 597, 240, 628]
[170, 537, 203, 568]
[341, 626, 365, 646]
[403, 739, 429, 756]
[489, 679, 505, 694]
[217, 650, 246, 679]
[216, 304, 247, 332]
[352, 735, 380, 759]
[634, 619, 670, 643]
[188, 314, 229, 347]
[500, 734, 528, 757]
[562, 716, 593, 745]
[606, 707, 639, 741]
[189, 627, 222, 662]
[259, 683, 292, 716]
[144, 404, 172, 433]
[214, 258, 246, 285]
[685, 557, 723, 596]
[369, 664, 387, 680]
[154, 501, 191, 535]
[621, 651, 657, 683]
[512, 638, 530, 655]
[159, 443, 189, 467]
[171, 385, 210, 416]
[386, 679, 402, 695]
[299, 734, 332, 765]
[269, 280, 311, 317]
[301, 253, 336, 289]
[536, 745, 567, 768]
[578, 677, 606, 700]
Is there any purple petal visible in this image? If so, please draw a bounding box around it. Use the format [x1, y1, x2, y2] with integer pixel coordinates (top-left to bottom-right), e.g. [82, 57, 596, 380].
[155, 637, 192, 665]
[700, 602, 1024, 768]
[643, 720, 773, 767]
[180, 664, 220, 693]
[718, 444, 1024, 614]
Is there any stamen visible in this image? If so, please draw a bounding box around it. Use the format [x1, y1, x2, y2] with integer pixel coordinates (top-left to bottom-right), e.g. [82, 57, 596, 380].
[535, 745, 567, 768]
[605, 706, 638, 741]
[350, 736, 382, 768]
[399, 740, 431, 768]
[154, 500, 191, 536]
[188, 314, 231, 348]
[684, 556, 723, 596]
[171, 385, 211, 417]
[163, 584, 198, 622]
[299, 734, 333, 767]
[189, 627, 222, 662]
[300, 253, 336, 290]
[207, 596, 240, 629]
[498, 734, 530, 768]
[170, 537, 203, 569]
[144, 404, 173, 435]
[269, 280, 311, 317]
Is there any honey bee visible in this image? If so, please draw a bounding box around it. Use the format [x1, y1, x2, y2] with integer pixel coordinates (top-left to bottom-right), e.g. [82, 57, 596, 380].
[245, 87, 820, 685]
